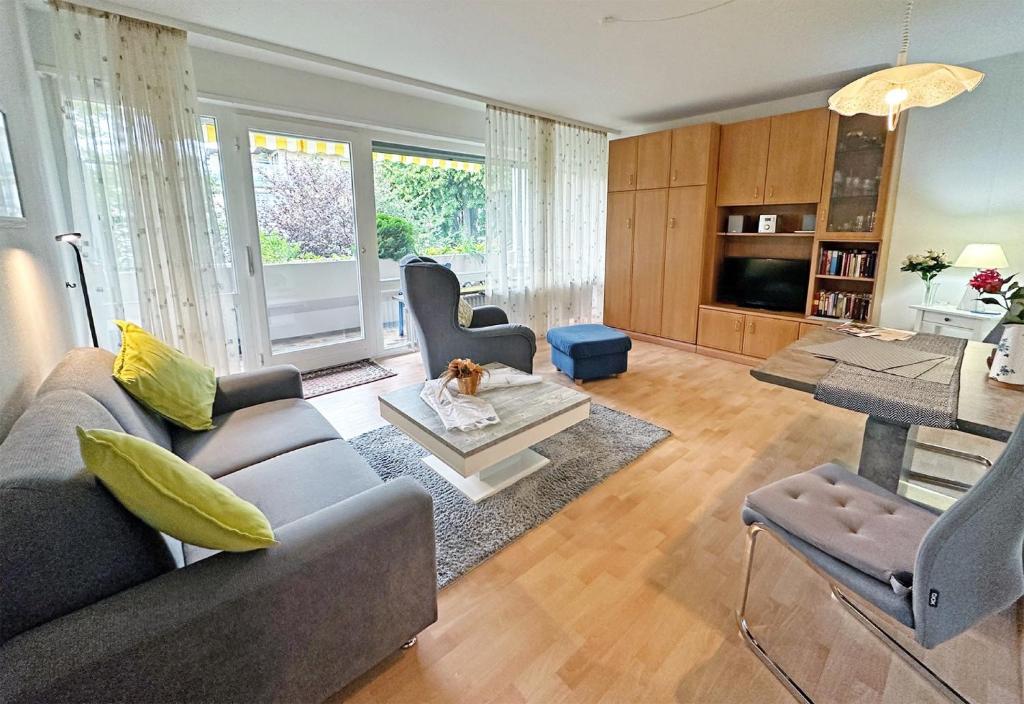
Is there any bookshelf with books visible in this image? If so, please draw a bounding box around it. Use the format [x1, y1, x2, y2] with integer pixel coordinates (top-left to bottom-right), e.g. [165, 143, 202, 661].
[806, 112, 900, 324]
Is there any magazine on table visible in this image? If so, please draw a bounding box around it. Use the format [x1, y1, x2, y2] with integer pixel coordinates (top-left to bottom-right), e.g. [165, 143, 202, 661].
[833, 322, 915, 342]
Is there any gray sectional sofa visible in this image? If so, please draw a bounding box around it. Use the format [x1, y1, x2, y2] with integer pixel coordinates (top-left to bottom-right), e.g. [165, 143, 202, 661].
[0, 348, 437, 704]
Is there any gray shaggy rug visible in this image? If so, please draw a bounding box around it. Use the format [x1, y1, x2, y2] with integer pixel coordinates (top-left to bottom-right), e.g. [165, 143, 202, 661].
[349, 404, 670, 588]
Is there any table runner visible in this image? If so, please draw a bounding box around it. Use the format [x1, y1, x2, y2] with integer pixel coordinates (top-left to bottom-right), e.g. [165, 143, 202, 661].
[813, 333, 968, 428]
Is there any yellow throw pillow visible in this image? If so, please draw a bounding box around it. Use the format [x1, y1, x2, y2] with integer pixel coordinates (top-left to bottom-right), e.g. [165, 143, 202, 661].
[77, 427, 276, 552]
[113, 320, 217, 431]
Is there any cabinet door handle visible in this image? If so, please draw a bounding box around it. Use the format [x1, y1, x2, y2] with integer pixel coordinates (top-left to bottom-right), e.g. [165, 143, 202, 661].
[627, 174, 634, 185]
[768, 185, 775, 198]
[748, 321, 756, 334]
[734, 319, 742, 332]
[753, 186, 759, 199]
[943, 316, 951, 322]
[672, 169, 678, 182]
[626, 218, 632, 230]
[669, 217, 676, 229]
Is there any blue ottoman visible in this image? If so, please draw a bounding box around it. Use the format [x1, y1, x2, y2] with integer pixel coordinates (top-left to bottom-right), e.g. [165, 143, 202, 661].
[546, 324, 631, 383]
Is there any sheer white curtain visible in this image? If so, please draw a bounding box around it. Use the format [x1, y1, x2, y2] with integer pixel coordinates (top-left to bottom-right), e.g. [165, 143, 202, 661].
[485, 106, 607, 336]
[51, 1, 240, 372]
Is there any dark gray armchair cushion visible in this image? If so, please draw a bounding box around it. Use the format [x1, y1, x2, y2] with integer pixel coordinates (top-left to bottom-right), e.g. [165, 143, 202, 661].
[745, 463, 937, 586]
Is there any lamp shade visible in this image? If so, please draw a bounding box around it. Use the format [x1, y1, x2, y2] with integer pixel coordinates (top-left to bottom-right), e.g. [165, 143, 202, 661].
[953, 243, 1009, 269]
[829, 63, 984, 129]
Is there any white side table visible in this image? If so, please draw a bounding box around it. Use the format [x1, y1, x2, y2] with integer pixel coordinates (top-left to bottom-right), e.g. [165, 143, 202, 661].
[910, 304, 1002, 341]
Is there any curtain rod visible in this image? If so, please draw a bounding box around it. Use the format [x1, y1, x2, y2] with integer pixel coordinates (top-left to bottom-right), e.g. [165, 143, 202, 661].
[57, 0, 618, 135]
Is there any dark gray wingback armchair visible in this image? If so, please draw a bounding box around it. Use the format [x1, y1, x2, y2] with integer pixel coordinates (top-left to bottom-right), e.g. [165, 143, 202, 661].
[399, 255, 536, 379]
[736, 413, 1024, 703]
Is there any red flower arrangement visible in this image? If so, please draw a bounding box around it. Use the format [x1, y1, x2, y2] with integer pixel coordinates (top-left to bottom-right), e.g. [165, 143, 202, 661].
[968, 268, 1006, 295]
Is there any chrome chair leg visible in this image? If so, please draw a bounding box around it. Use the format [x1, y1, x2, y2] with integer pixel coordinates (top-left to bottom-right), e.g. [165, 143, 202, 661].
[400, 637, 417, 649]
[736, 524, 814, 704]
[907, 441, 992, 492]
[829, 586, 968, 704]
[737, 522, 971, 704]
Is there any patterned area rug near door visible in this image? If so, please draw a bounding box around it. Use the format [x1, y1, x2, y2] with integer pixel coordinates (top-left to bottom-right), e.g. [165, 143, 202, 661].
[349, 404, 670, 588]
[300, 360, 396, 398]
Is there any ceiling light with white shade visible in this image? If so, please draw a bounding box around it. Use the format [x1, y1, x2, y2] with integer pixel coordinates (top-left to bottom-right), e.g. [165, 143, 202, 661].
[828, 0, 985, 131]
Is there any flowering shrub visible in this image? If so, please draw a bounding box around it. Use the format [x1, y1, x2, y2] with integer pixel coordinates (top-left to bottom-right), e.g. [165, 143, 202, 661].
[899, 250, 951, 282]
[970, 269, 1024, 325]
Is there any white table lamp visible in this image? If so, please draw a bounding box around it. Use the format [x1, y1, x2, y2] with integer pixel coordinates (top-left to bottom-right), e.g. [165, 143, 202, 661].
[954, 243, 1009, 311]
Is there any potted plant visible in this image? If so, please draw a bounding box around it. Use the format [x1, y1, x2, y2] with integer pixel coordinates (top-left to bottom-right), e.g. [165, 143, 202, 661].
[900, 249, 952, 305]
[970, 269, 1024, 386]
[440, 358, 488, 395]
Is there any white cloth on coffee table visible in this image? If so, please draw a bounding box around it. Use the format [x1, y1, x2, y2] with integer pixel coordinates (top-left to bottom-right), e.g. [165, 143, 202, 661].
[420, 379, 499, 431]
[478, 371, 542, 391]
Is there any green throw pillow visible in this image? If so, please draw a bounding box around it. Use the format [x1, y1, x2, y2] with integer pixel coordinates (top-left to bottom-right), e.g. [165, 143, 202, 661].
[113, 320, 216, 431]
[77, 427, 276, 552]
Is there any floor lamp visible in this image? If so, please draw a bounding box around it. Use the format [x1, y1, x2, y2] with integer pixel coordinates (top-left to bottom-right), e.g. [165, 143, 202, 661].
[56, 232, 98, 347]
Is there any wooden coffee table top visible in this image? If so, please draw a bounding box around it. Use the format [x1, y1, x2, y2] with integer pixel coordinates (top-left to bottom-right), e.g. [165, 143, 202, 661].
[378, 363, 590, 458]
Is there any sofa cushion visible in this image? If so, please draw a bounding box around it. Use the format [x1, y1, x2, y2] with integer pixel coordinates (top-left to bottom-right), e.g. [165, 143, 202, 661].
[183, 439, 382, 564]
[744, 463, 938, 588]
[37, 347, 172, 450]
[171, 398, 341, 479]
[0, 390, 176, 644]
[546, 324, 632, 358]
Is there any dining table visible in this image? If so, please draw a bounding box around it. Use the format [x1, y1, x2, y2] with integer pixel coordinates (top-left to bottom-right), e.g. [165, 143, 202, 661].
[751, 327, 1024, 493]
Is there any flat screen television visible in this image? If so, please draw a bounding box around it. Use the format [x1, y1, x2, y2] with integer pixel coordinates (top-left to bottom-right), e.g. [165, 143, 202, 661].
[717, 257, 810, 313]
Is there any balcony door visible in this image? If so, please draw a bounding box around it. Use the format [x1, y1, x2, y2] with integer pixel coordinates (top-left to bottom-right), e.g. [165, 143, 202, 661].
[230, 116, 381, 371]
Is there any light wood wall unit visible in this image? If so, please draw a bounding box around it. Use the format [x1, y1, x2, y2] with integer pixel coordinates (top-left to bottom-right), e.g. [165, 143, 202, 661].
[669, 123, 715, 187]
[605, 124, 720, 345]
[764, 109, 830, 204]
[603, 191, 636, 328]
[605, 106, 898, 363]
[629, 189, 669, 335]
[661, 186, 709, 342]
[608, 137, 638, 192]
[716, 117, 771, 206]
[636, 131, 672, 190]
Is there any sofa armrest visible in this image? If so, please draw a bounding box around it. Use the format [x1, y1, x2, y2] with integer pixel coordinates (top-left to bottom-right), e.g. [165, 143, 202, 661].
[212, 364, 303, 415]
[0, 477, 437, 704]
[469, 305, 509, 328]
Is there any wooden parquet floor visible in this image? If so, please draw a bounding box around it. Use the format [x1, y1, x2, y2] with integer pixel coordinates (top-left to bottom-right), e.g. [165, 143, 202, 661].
[312, 341, 1022, 704]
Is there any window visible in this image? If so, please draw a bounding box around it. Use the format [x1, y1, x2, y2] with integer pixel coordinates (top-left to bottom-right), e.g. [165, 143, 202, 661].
[372, 143, 485, 258]
[372, 143, 486, 349]
[0, 112, 22, 218]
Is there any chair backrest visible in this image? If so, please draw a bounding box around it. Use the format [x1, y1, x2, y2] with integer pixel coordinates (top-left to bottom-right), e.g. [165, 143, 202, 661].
[399, 254, 463, 378]
[913, 412, 1024, 648]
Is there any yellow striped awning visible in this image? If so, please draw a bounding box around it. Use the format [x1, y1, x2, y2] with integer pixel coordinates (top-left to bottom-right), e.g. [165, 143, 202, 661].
[249, 131, 349, 158]
[372, 151, 482, 173]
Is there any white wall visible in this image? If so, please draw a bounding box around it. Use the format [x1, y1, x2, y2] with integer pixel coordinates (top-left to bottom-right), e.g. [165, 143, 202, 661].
[0, 0, 77, 440]
[877, 51, 1024, 330]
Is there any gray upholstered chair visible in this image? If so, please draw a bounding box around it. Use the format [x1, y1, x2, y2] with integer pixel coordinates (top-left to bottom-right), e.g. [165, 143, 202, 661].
[399, 255, 536, 379]
[737, 413, 1024, 704]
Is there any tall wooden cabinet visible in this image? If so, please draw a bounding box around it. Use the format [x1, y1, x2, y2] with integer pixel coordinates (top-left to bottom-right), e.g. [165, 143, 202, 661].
[604, 124, 719, 344]
[603, 191, 636, 329]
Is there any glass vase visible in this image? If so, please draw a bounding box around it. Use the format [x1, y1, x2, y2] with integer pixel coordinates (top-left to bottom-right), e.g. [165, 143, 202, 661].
[922, 278, 938, 306]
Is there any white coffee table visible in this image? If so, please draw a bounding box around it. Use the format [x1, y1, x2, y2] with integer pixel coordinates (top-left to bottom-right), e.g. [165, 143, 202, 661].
[378, 364, 590, 502]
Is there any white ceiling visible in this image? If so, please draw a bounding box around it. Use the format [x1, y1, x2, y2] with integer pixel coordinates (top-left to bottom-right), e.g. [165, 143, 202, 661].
[95, 0, 1024, 131]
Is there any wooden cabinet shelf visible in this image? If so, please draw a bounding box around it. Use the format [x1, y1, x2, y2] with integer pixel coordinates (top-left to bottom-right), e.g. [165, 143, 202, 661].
[716, 232, 814, 238]
[815, 274, 875, 282]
